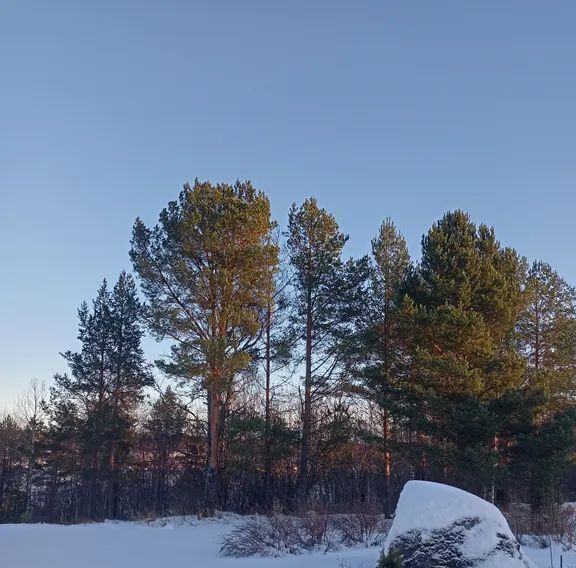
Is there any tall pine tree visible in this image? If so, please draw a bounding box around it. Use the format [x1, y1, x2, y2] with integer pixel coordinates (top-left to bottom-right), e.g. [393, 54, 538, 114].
[130, 180, 278, 506]
[399, 211, 525, 495]
[362, 219, 411, 514]
[287, 198, 366, 504]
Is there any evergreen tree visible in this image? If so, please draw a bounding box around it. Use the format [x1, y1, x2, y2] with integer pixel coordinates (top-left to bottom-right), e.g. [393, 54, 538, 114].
[42, 388, 82, 521]
[399, 211, 525, 493]
[516, 261, 576, 409]
[52, 272, 151, 518]
[255, 239, 296, 508]
[512, 261, 576, 508]
[106, 271, 152, 517]
[130, 179, 278, 505]
[361, 219, 411, 514]
[368, 219, 411, 385]
[514, 407, 576, 510]
[0, 415, 25, 522]
[144, 387, 187, 514]
[287, 197, 367, 503]
[57, 280, 114, 517]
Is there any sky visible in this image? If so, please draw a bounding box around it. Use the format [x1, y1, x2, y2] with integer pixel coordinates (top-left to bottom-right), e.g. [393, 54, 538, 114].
[1, 1, 575, 408]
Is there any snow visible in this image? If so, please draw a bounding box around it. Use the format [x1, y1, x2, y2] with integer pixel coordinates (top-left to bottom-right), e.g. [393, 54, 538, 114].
[0, 510, 573, 568]
[0, 516, 378, 568]
[525, 543, 576, 568]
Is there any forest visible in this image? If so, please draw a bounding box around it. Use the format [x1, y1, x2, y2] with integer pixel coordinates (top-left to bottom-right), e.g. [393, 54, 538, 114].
[1, 179, 575, 524]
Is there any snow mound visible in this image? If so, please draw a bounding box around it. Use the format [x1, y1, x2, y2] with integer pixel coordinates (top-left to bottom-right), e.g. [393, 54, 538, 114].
[384, 481, 534, 568]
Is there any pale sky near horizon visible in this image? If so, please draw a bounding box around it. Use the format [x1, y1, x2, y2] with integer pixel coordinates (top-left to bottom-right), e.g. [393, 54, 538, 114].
[1, 1, 575, 409]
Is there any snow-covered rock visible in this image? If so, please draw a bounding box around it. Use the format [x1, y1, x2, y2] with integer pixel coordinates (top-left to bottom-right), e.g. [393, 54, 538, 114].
[384, 481, 534, 568]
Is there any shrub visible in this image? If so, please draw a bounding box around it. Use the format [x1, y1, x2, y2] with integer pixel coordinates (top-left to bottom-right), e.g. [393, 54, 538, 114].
[377, 549, 405, 568]
[220, 511, 389, 557]
[333, 512, 387, 547]
[220, 515, 301, 557]
[300, 511, 339, 552]
[504, 501, 576, 548]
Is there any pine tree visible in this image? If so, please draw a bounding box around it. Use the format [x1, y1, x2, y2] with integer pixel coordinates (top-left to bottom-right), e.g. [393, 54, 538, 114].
[363, 219, 411, 514]
[256, 239, 295, 508]
[57, 280, 114, 517]
[106, 271, 152, 517]
[287, 197, 366, 503]
[369, 219, 411, 382]
[512, 261, 576, 508]
[130, 179, 278, 506]
[42, 387, 82, 522]
[516, 261, 576, 409]
[53, 273, 150, 518]
[402, 211, 525, 398]
[399, 211, 525, 493]
[0, 415, 25, 522]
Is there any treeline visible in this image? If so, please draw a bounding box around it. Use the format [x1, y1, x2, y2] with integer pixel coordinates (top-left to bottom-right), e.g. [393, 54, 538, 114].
[2, 180, 576, 523]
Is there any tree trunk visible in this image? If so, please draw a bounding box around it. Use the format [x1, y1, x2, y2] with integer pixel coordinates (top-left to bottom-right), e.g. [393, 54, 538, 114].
[490, 434, 499, 504]
[263, 301, 273, 509]
[25, 439, 34, 519]
[383, 409, 392, 517]
[296, 290, 313, 505]
[205, 385, 223, 508]
[108, 328, 124, 520]
[107, 443, 118, 519]
[153, 447, 167, 514]
[89, 429, 101, 519]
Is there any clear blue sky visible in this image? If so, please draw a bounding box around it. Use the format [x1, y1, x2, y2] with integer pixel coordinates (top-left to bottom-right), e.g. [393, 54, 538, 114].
[1, 1, 575, 408]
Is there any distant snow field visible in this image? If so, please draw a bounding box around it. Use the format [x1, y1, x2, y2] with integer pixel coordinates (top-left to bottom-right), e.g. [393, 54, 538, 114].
[0, 514, 574, 568]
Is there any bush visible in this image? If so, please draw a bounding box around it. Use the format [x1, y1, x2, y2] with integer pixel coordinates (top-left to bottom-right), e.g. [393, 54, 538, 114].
[504, 501, 576, 548]
[333, 512, 387, 547]
[300, 511, 339, 552]
[220, 511, 389, 557]
[377, 549, 405, 568]
[220, 515, 301, 557]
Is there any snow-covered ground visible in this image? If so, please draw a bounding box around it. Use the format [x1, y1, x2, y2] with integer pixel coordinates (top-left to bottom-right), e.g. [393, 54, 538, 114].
[0, 515, 573, 568]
